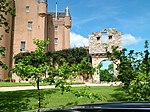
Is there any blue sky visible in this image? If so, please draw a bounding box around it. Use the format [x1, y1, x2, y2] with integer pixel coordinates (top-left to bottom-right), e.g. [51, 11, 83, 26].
[48, 0, 150, 52]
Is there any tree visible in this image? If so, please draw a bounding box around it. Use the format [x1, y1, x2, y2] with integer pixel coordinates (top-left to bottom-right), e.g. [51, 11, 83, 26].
[107, 41, 150, 101]
[0, 0, 15, 69]
[77, 57, 95, 81]
[46, 47, 94, 82]
[12, 39, 51, 112]
[46, 47, 91, 66]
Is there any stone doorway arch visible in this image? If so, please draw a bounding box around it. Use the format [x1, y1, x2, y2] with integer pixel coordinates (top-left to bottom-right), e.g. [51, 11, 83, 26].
[88, 28, 122, 83]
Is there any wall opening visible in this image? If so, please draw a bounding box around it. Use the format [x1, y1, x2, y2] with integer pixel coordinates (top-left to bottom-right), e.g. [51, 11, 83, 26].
[98, 60, 114, 82]
[101, 32, 107, 43]
[96, 36, 100, 41]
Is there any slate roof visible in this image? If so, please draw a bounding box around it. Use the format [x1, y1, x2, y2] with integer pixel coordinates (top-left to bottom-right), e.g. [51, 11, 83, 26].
[47, 12, 66, 18]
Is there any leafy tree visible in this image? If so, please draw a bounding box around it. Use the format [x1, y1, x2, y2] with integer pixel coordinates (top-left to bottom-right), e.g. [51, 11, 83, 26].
[12, 39, 51, 112]
[0, 0, 15, 32]
[46, 47, 91, 66]
[13, 40, 101, 111]
[45, 58, 101, 101]
[107, 41, 150, 101]
[0, 0, 15, 69]
[77, 57, 95, 81]
[46, 47, 94, 82]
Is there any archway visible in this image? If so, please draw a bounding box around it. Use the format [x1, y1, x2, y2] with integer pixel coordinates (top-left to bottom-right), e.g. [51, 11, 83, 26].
[99, 60, 114, 82]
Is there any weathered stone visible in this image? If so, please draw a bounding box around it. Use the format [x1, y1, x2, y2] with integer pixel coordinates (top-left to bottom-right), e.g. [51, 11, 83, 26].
[89, 28, 122, 83]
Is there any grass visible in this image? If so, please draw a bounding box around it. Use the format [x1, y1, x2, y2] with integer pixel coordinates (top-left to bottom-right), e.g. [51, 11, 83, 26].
[0, 86, 129, 112]
[0, 82, 32, 87]
[0, 82, 85, 87]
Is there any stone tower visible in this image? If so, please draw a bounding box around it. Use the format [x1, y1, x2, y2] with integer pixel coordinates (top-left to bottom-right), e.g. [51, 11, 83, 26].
[13, 0, 47, 54]
[0, 0, 72, 81]
[89, 28, 122, 82]
[47, 6, 71, 51]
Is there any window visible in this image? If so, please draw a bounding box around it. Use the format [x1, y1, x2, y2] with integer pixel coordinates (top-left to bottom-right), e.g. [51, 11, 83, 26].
[0, 35, 4, 39]
[109, 36, 112, 39]
[28, 21, 32, 30]
[26, 6, 30, 12]
[54, 26, 58, 31]
[101, 32, 107, 43]
[54, 38, 58, 44]
[20, 41, 26, 52]
[96, 37, 100, 41]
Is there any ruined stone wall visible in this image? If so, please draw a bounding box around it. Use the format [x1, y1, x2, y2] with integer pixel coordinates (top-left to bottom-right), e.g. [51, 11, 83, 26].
[88, 28, 122, 83]
[89, 28, 122, 54]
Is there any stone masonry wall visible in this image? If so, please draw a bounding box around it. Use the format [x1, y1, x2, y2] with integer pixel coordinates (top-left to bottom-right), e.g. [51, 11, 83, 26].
[88, 28, 122, 83]
[89, 28, 122, 54]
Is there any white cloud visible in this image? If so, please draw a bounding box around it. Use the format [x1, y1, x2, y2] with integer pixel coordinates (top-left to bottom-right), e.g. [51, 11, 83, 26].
[122, 34, 142, 46]
[70, 32, 142, 48]
[70, 32, 88, 48]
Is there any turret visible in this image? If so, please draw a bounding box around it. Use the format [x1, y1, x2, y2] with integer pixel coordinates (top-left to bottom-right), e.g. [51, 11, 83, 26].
[65, 6, 70, 17]
[65, 6, 71, 28]
[38, 0, 47, 15]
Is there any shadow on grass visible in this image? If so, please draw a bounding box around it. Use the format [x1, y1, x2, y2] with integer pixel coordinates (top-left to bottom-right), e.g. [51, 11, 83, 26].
[108, 87, 130, 102]
[0, 89, 57, 112]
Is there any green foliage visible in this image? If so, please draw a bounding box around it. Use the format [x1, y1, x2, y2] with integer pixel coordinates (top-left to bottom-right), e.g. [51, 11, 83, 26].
[46, 47, 94, 80]
[46, 47, 91, 66]
[0, 0, 15, 70]
[13, 41, 100, 106]
[12, 39, 51, 81]
[0, 0, 15, 32]
[99, 63, 114, 82]
[77, 57, 95, 76]
[107, 40, 150, 101]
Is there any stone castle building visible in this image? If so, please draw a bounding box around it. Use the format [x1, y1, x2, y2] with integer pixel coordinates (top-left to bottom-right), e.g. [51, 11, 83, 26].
[0, 0, 71, 80]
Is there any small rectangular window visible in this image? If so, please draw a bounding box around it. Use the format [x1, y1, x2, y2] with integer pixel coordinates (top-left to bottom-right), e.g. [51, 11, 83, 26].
[28, 21, 32, 30]
[54, 26, 58, 31]
[96, 37, 100, 41]
[0, 35, 4, 39]
[109, 36, 112, 39]
[26, 6, 30, 12]
[20, 41, 26, 52]
[54, 38, 58, 44]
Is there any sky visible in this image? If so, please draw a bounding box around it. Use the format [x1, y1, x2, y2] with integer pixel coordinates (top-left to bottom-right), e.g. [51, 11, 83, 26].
[48, 0, 150, 52]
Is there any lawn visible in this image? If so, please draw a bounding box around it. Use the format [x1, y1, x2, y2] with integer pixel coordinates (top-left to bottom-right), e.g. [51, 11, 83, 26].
[0, 82, 84, 87]
[0, 86, 128, 112]
[0, 82, 50, 87]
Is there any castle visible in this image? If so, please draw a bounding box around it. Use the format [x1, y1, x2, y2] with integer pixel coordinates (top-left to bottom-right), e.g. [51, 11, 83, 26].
[0, 0, 71, 80]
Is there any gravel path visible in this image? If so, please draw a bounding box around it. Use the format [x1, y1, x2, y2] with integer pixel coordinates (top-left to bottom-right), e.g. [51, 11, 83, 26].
[0, 82, 121, 92]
